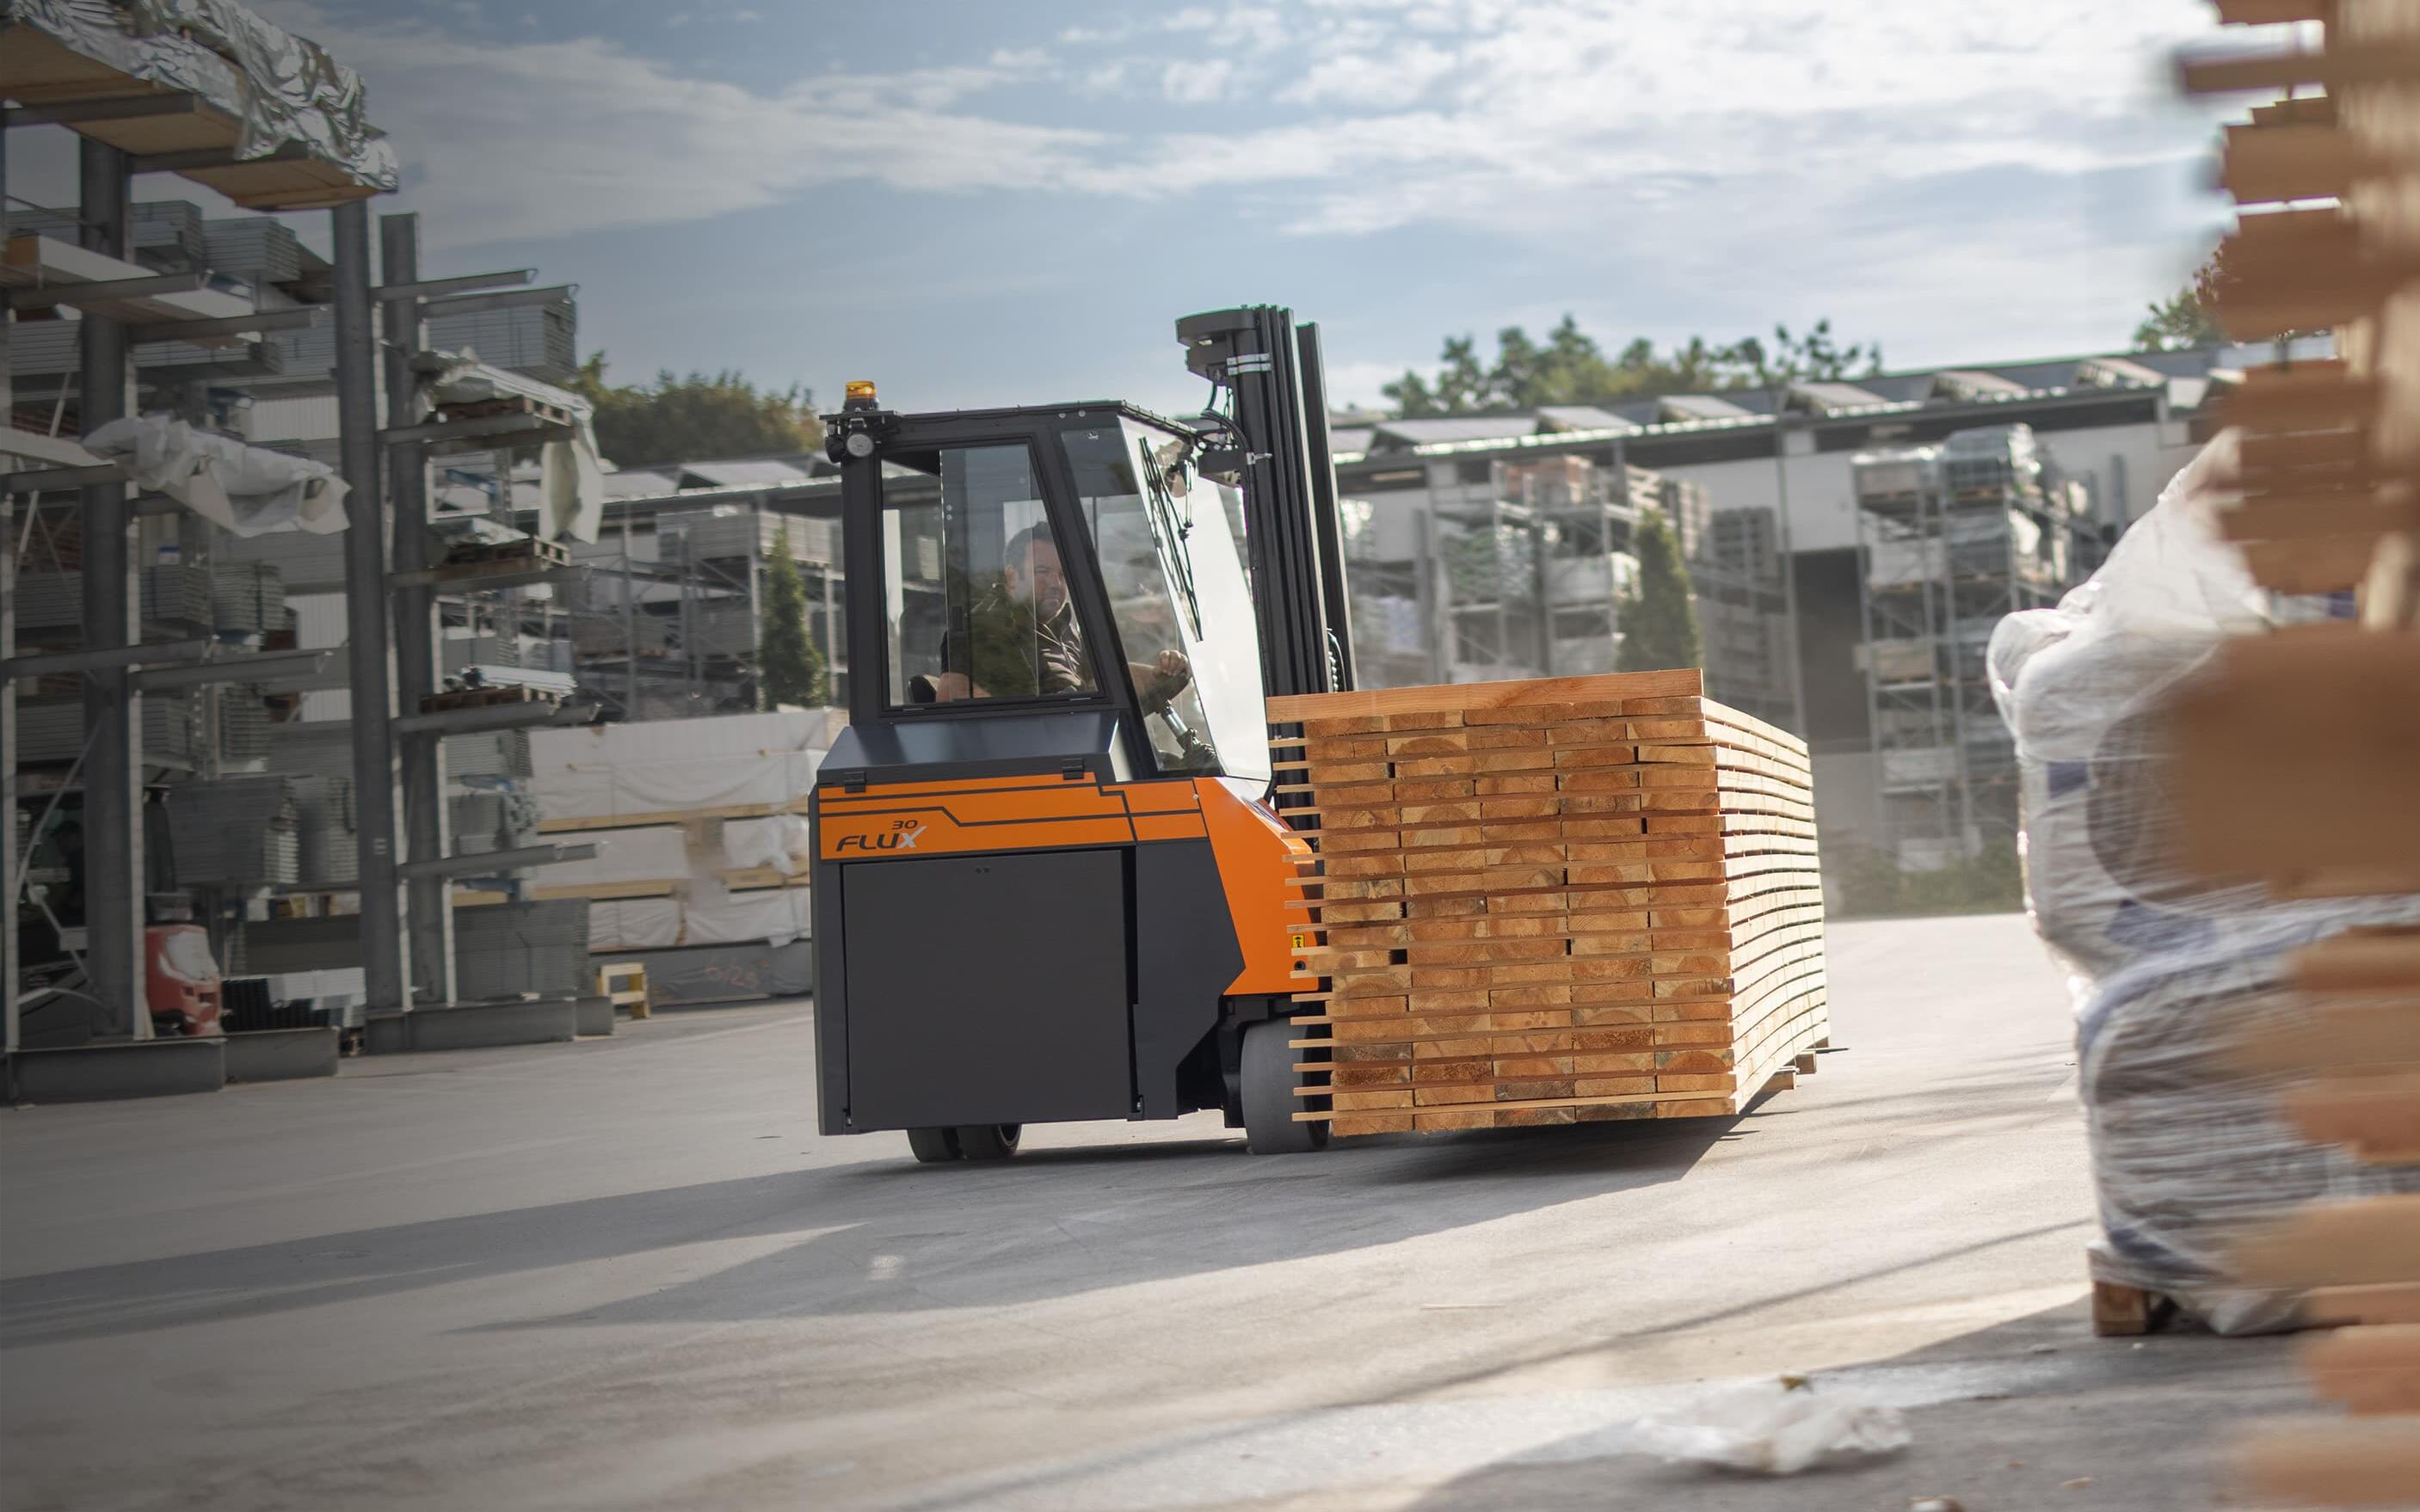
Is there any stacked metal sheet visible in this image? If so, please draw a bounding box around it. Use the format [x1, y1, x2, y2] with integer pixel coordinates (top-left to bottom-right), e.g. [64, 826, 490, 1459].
[14, 201, 209, 271]
[209, 562, 285, 633]
[425, 299, 577, 384]
[16, 695, 200, 764]
[214, 685, 274, 760]
[660, 508, 834, 565]
[6, 574, 83, 633]
[165, 777, 300, 885]
[263, 718, 353, 780]
[455, 900, 591, 1000]
[290, 776, 358, 885]
[202, 217, 309, 287]
[442, 634, 524, 674]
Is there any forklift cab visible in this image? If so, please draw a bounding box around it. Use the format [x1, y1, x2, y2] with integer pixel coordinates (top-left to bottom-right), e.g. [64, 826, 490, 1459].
[847, 400, 1271, 795]
[810, 389, 1321, 1160]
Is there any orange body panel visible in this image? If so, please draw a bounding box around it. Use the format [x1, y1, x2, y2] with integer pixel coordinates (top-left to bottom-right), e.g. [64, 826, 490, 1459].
[817, 771, 1307, 999]
[1195, 778, 1314, 998]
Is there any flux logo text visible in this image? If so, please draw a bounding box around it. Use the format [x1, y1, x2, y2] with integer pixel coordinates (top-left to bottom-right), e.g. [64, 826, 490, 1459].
[834, 819, 924, 853]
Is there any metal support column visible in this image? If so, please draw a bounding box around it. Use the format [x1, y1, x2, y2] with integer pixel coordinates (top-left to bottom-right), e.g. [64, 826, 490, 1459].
[77, 141, 148, 1040]
[381, 212, 454, 1002]
[332, 201, 411, 1014]
[2, 133, 15, 1054]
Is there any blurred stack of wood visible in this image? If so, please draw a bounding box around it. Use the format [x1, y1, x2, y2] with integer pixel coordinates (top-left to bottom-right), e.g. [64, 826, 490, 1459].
[2180, 0, 2420, 1500]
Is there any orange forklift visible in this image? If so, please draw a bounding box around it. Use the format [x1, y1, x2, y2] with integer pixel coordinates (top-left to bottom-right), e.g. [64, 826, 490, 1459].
[811, 308, 1356, 1160]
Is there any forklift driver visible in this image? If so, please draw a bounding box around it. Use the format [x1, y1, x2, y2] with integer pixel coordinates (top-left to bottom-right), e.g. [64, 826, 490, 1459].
[928, 524, 1192, 708]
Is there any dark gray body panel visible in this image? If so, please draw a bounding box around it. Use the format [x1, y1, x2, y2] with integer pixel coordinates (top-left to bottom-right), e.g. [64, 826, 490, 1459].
[841, 849, 1134, 1129]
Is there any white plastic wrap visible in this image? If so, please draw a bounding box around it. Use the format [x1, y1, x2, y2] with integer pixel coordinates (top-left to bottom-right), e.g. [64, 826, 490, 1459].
[526, 710, 835, 824]
[1, 0, 401, 193]
[1992, 430, 2420, 1331]
[2078, 920, 2420, 1334]
[1632, 1380, 1910, 1475]
[83, 415, 348, 536]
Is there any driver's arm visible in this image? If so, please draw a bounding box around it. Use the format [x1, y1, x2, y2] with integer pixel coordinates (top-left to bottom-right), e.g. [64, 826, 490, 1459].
[1131, 648, 1192, 712]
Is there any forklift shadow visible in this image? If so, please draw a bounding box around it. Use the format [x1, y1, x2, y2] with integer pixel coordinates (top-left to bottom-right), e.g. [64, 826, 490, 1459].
[497, 1116, 1738, 1328]
[0, 1118, 1729, 1346]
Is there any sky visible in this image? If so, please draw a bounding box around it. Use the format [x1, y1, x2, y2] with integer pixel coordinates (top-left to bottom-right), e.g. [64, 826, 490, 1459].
[7, 0, 2245, 419]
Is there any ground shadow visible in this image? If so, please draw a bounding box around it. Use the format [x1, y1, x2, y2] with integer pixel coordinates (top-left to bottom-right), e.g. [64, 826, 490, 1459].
[1388, 1299, 2308, 1512]
[0, 1116, 1734, 1346]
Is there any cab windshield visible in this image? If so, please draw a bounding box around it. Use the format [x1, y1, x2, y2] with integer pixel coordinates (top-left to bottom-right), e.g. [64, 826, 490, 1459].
[1059, 420, 1269, 784]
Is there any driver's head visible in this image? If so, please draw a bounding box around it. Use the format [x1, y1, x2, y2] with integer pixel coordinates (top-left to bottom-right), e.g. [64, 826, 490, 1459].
[1005, 523, 1068, 618]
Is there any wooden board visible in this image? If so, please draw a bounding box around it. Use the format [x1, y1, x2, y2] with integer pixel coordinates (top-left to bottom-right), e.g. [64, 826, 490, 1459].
[1270, 671, 1827, 1134]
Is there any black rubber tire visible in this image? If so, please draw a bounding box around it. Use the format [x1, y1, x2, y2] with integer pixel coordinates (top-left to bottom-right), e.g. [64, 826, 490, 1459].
[954, 1123, 1023, 1160]
[1241, 1019, 1329, 1154]
[906, 1127, 962, 1164]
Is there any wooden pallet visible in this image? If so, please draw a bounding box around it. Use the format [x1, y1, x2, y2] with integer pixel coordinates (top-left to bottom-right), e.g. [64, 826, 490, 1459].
[597, 962, 650, 1018]
[442, 536, 573, 570]
[434, 394, 579, 428]
[1265, 669, 1829, 1136]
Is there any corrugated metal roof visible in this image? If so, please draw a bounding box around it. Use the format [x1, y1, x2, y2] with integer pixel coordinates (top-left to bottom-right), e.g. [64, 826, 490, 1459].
[1331, 427, 1376, 456]
[674, 458, 816, 488]
[602, 468, 678, 497]
[1930, 369, 2033, 401]
[1657, 394, 1756, 422]
[2077, 355, 2167, 389]
[1786, 380, 1887, 414]
[1536, 405, 1639, 433]
[1370, 416, 1543, 447]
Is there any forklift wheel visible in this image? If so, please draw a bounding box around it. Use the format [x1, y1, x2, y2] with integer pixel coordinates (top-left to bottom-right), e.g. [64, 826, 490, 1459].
[1241, 1020, 1330, 1155]
[907, 1127, 962, 1164]
[955, 1124, 1023, 1160]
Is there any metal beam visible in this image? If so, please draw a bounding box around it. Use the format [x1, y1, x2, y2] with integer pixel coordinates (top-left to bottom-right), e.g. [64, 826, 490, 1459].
[377, 269, 533, 302]
[391, 699, 597, 736]
[134, 307, 323, 343]
[2, 94, 206, 130]
[77, 138, 148, 1042]
[3, 638, 209, 682]
[386, 562, 584, 593]
[132, 648, 336, 691]
[380, 412, 568, 448]
[331, 199, 411, 1017]
[384, 211, 456, 1005]
[7, 272, 206, 311]
[416, 283, 573, 318]
[397, 842, 597, 882]
[1, 464, 125, 493]
[130, 142, 311, 175]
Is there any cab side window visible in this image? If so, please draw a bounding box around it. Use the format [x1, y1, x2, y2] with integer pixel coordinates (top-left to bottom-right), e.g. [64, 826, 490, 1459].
[882, 445, 1096, 706]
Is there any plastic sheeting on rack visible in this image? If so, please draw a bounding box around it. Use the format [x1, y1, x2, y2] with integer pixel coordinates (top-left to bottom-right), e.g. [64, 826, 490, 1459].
[2, 0, 401, 193]
[425, 351, 605, 543]
[526, 710, 838, 824]
[1992, 429, 2420, 1331]
[83, 415, 348, 535]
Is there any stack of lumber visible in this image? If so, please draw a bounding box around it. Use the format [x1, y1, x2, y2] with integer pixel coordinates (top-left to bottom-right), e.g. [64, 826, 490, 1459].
[1266, 669, 1827, 1136]
[2176, 3, 2420, 1499]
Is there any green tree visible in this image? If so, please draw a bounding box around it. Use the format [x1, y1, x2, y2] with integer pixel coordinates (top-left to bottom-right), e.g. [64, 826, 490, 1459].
[570, 353, 824, 468]
[759, 525, 829, 709]
[1382, 315, 1884, 416]
[2134, 245, 2229, 351]
[1616, 509, 1703, 673]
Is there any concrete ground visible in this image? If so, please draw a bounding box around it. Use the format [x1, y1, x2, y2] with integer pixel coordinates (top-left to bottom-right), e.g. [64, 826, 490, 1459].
[1, 913, 2306, 1512]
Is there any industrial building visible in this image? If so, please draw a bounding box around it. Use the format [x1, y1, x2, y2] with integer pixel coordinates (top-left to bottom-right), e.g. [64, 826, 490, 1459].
[1321, 342, 2294, 866]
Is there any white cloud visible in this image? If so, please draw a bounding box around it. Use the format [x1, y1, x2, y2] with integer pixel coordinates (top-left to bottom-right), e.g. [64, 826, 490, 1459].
[1162, 58, 1235, 105]
[192, 0, 2223, 261]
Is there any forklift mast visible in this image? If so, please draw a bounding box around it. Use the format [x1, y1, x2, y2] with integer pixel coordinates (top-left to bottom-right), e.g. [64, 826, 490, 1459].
[1176, 306, 1357, 698]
